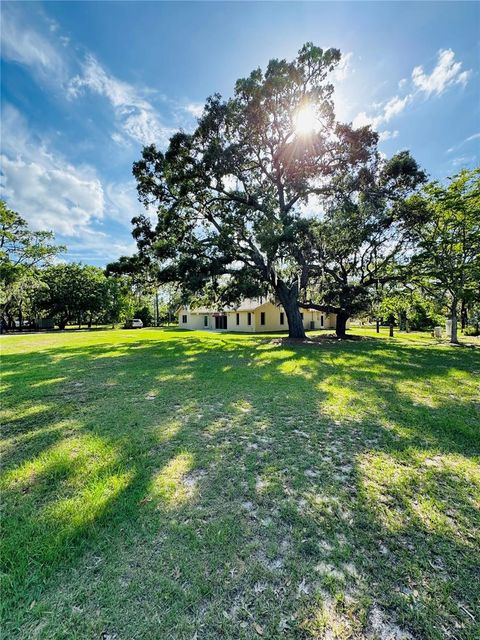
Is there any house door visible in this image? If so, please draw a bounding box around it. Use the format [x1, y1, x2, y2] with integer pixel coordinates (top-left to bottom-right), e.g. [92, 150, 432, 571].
[215, 315, 227, 329]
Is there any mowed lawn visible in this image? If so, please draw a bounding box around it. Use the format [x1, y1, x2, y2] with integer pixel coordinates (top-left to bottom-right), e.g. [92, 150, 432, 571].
[1, 328, 479, 640]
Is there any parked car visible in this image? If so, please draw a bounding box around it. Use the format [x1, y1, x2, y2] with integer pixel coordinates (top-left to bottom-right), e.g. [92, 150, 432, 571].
[124, 318, 143, 329]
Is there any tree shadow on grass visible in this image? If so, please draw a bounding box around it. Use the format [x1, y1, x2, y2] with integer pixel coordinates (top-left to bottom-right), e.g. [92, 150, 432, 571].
[1, 331, 479, 638]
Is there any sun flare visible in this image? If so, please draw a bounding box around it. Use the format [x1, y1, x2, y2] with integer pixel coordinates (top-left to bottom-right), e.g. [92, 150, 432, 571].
[294, 104, 318, 135]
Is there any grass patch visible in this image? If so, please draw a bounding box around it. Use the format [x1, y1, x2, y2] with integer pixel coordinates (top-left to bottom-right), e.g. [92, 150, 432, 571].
[1, 327, 479, 639]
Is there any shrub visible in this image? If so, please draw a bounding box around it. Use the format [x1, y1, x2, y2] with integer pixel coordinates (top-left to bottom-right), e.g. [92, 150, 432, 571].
[464, 326, 480, 337]
[133, 305, 153, 327]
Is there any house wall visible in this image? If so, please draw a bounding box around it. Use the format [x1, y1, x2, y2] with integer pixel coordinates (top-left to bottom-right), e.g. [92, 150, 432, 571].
[300, 309, 337, 330]
[226, 310, 256, 332]
[251, 302, 286, 332]
[230, 304, 338, 332]
[178, 311, 206, 330]
[178, 306, 345, 332]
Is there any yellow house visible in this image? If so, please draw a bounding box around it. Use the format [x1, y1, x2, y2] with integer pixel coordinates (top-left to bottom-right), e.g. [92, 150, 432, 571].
[177, 298, 338, 333]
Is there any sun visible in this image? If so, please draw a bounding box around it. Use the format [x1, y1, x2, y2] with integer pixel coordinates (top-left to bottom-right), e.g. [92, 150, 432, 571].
[294, 104, 318, 135]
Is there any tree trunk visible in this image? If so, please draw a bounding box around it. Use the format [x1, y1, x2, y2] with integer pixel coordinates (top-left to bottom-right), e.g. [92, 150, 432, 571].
[276, 284, 306, 340]
[450, 303, 459, 344]
[336, 311, 349, 338]
[376, 319, 380, 333]
[389, 323, 394, 337]
[7, 312, 14, 331]
[18, 305, 23, 332]
[460, 300, 467, 332]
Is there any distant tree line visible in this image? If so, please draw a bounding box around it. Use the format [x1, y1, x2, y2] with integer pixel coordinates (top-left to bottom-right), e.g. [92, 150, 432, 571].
[0, 201, 177, 332]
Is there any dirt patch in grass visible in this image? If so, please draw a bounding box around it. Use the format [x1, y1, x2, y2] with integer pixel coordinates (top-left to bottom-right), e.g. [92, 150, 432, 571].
[368, 605, 413, 639]
[266, 334, 371, 346]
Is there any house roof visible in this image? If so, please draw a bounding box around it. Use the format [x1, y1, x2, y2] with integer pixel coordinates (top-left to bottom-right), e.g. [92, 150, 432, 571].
[178, 298, 333, 315]
[181, 297, 274, 314]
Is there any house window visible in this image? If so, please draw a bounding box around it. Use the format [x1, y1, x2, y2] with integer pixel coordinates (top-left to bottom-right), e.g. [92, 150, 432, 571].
[236, 313, 240, 325]
[321, 315, 324, 327]
[280, 312, 284, 325]
[182, 315, 187, 324]
[247, 312, 252, 326]
[300, 313, 304, 320]
[260, 312, 266, 326]
[204, 315, 208, 327]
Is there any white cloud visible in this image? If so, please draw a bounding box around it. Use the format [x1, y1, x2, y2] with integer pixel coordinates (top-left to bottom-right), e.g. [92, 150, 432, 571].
[1, 154, 104, 237]
[353, 48, 471, 134]
[382, 95, 411, 121]
[0, 6, 65, 80]
[123, 108, 166, 145]
[0, 105, 140, 263]
[184, 102, 204, 118]
[68, 55, 172, 146]
[451, 155, 476, 167]
[111, 132, 130, 147]
[378, 130, 399, 141]
[0, 105, 104, 237]
[106, 181, 142, 226]
[48, 19, 59, 33]
[412, 49, 472, 96]
[465, 133, 480, 143]
[352, 111, 376, 129]
[446, 132, 480, 154]
[1, 7, 172, 150]
[353, 94, 411, 130]
[63, 229, 136, 264]
[333, 52, 354, 82]
[1, 8, 180, 152]
[105, 179, 158, 227]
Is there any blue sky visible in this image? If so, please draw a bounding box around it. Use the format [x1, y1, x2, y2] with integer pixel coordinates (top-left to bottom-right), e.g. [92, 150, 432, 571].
[1, 1, 479, 266]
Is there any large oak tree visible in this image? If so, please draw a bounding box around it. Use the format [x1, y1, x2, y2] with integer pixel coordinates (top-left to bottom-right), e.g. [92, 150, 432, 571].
[131, 44, 378, 338]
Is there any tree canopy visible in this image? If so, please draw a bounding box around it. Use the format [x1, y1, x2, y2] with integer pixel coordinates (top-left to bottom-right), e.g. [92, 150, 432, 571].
[299, 151, 426, 335]
[131, 43, 386, 338]
[0, 201, 64, 330]
[407, 168, 480, 342]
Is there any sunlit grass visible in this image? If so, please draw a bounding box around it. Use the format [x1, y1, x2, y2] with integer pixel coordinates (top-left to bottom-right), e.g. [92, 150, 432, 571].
[151, 451, 195, 506]
[1, 326, 479, 639]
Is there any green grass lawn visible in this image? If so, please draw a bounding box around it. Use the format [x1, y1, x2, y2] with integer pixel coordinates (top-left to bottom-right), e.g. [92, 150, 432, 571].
[1, 327, 479, 639]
